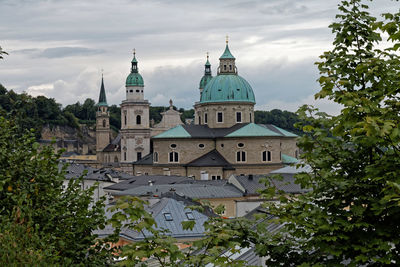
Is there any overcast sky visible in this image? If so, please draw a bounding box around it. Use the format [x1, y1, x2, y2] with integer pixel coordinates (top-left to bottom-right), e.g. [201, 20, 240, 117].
[0, 0, 396, 114]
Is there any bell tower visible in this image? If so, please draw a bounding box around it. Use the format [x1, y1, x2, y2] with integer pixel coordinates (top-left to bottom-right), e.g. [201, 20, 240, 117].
[96, 74, 110, 160]
[218, 36, 237, 75]
[199, 52, 213, 99]
[120, 50, 151, 174]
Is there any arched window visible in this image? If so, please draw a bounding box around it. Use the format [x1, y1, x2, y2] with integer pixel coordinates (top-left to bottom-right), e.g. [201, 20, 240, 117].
[124, 115, 127, 125]
[229, 65, 232, 70]
[102, 119, 106, 128]
[198, 116, 201, 125]
[136, 115, 141, 125]
[153, 152, 158, 163]
[217, 112, 223, 123]
[169, 151, 179, 163]
[137, 152, 142, 161]
[262, 151, 272, 162]
[236, 151, 246, 162]
[124, 152, 127, 161]
[204, 113, 208, 124]
[114, 156, 118, 163]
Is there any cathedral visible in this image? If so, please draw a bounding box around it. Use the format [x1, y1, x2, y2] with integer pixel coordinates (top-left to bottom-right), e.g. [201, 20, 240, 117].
[96, 40, 299, 178]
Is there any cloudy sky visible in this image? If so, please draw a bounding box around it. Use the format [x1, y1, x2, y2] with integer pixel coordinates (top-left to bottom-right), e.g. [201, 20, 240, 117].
[0, 0, 396, 114]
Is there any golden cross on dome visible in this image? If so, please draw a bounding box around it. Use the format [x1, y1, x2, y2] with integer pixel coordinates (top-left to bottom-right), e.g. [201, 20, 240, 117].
[226, 35, 229, 44]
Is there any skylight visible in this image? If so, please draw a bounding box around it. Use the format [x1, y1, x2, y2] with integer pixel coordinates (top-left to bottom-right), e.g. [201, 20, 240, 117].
[185, 212, 194, 220]
[164, 213, 173, 221]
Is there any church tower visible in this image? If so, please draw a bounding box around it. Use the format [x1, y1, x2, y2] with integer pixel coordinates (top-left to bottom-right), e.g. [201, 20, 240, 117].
[199, 52, 213, 99]
[96, 75, 110, 157]
[120, 50, 150, 174]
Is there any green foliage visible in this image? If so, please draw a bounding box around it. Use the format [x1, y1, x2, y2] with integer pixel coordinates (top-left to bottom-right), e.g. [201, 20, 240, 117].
[255, 109, 304, 135]
[256, 1, 400, 265]
[0, 116, 116, 265]
[0, 86, 80, 138]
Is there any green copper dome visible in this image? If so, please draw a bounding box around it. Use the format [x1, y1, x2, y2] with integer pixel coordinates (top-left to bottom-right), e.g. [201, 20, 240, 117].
[200, 74, 255, 104]
[126, 72, 144, 87]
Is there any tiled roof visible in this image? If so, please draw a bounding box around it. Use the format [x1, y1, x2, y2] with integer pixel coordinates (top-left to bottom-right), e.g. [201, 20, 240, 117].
[151, 123, 298, 139]
[102, 134, 121, 152]
[185, 150, 234, 169]
[232, 174, 309, 195]
[104, 175, 192, 191]
[133, 152, 153, 165]
[270, 164, 311, 174]
[112, 183, 243, 199]
[96, 197, 209, 241]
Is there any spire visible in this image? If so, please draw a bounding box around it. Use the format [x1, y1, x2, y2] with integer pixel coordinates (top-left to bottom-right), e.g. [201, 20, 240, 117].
[204, 52, 211, 75]
[131, 48, 138, 73]
[98, 73, 108, 106]
[220, 35, 235, 60]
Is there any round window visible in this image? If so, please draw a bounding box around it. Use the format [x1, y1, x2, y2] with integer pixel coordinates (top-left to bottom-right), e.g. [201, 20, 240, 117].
[198, 144, 205, 148]
[237, 143, 245, 148]
[170, 144, 177, 148]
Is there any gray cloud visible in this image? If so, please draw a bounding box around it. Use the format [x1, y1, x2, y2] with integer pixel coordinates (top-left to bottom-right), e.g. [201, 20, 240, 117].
[38, 47, 105, 58]
[0, 0, 397, 115]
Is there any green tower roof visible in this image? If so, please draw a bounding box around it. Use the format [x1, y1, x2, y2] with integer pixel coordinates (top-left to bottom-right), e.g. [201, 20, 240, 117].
[97, 75, 107, 106]
[126, 52, 144, 87]
[219, 44, 235, 59]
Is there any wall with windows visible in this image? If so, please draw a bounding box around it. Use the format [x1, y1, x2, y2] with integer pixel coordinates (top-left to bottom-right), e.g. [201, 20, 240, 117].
[194, 102, 254, 128]
[152, 139, 214, 165]
[120, 101, 150, 130]
[216, 137, 281, 164]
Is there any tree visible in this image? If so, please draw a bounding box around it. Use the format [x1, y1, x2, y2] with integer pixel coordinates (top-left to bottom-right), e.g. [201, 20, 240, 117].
[255, 0, 400, 265]
[0, 116, 116, 265]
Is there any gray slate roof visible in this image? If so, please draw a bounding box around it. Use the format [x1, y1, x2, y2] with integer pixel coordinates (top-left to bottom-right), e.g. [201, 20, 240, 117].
[112, 183, 243, 199]
[102, 133, 121, 152]
[185, 149, 234, 169]
[96, 197, 209, 241]
[233, 173, 310, 196]
[104, 175, 192, 191]
[59, 161, 134, 182]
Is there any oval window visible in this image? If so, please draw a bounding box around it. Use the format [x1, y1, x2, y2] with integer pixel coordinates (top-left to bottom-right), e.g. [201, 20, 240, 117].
[198, 144, 205, 148]
[238, 143, 245, 148]
[170, 144, 177, 148]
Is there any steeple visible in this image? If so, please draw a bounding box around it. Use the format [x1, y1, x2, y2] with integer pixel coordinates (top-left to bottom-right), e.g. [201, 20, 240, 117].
[98, 73, 107, 106]
[218, 36, 237, 75]
[131, 49, 138, 73]
[126, 49, 144, 87]
[199, 52, 214, 96]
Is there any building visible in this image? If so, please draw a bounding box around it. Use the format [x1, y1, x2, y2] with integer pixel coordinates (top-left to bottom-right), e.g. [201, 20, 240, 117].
[95, 51, 183, 173]
[96, 40, 299, 178]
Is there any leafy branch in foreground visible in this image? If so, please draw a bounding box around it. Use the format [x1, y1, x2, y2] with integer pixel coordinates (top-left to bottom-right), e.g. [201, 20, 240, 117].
[254, 0, 400, 266]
